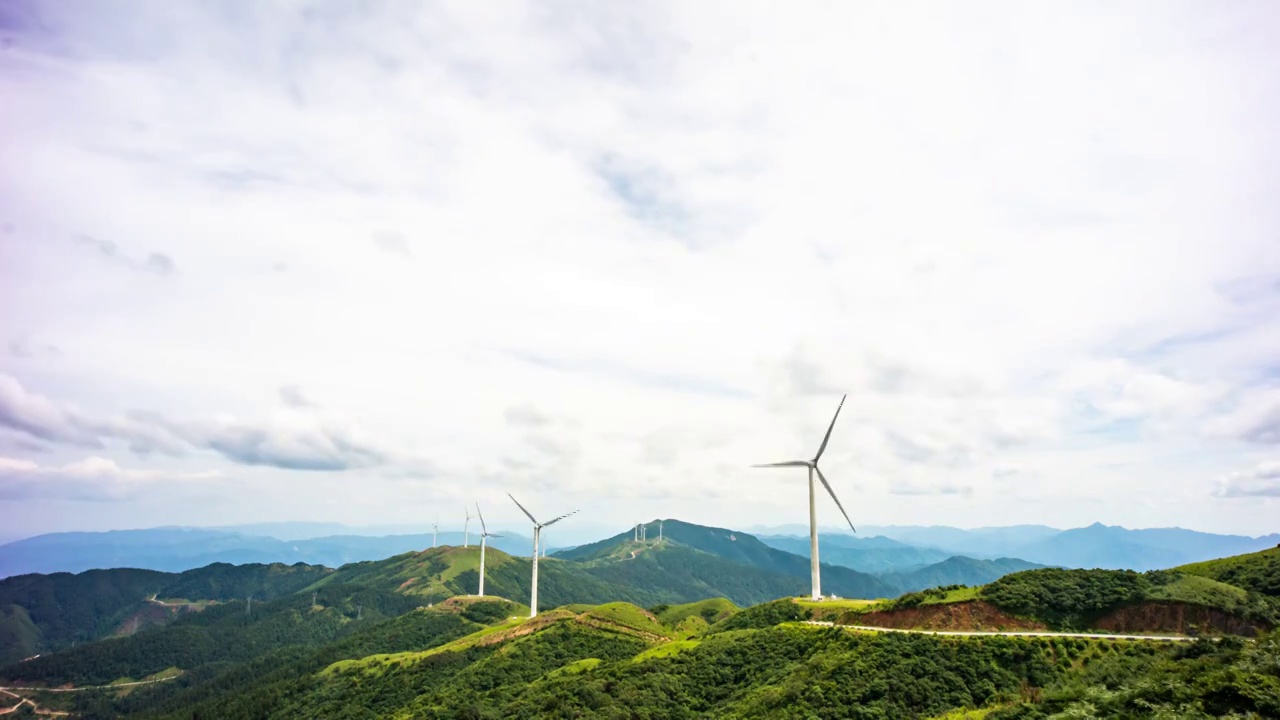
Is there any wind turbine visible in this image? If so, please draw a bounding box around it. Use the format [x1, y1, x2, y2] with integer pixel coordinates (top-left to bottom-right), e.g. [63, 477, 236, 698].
[659, 520, 664, 543]
[475, 503, 502, 597]
[432, 516, 439, 548]
[508, 493, 577, 618]
[753, 393, 856, 601]
[463, 507, 472, 548]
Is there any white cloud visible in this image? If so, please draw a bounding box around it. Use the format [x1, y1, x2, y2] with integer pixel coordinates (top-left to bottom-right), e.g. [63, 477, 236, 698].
[1213, 461, 1280, 499]
[0, 1, 1278, 537]
[0, 455, 220, 501]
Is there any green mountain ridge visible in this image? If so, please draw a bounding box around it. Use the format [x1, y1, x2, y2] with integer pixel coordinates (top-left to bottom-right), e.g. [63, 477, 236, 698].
[1, 546, 1278, 718]
[0, 519, 1090, 667]
[882, 556, 1048, 594]
[558, 519, 895, 598]
[0, 562, 330, 665]
[1175, 545, 1280, 597]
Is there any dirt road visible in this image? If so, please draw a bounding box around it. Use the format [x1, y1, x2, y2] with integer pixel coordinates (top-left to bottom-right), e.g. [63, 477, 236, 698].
[800, 620, 1193, 641]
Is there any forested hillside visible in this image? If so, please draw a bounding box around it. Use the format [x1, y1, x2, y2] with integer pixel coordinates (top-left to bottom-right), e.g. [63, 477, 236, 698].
[1176, 546, 1280, 597]
[5, 597, 1275, 719]
[0, 562, 329, 664]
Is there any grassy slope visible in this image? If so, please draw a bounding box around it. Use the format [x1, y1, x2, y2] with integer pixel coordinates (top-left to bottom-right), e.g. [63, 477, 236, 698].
[872, 565, 1279, 632]
[653, 598, 740, 626]
[1176, 546, 1280, 597]
[275, 616, 1273, 719]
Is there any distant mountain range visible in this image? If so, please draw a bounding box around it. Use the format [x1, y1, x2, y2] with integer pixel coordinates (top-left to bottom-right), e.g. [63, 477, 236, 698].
[0, 527, 533, 579]
[750, 522, 1280, 572]
[757, 533, 954, 573]
[3, 520, 1277, 583]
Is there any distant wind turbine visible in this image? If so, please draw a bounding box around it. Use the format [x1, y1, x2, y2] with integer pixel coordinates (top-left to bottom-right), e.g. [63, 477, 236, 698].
[659, 520, 664, 543]
[508, 493, 577, 618]
[463, 507, 472, 548]
[753, 394, 856, 601]
[475, 503, 502, 597]
[432, 516, 439, 548]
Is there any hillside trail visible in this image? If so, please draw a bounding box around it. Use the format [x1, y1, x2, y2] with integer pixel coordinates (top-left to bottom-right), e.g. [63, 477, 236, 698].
[0, 676, 179, 693]
[1, 688, 69, 716]
[800, 620, 1193, 642]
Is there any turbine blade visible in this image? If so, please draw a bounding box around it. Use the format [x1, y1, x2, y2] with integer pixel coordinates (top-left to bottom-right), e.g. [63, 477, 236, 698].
[814, 466, 856, 532]
[752, 461, 811, 468]
[476, 503, 487, 535]
[541, 509, 579, 528]
[508, 493, 539, 525]
[488, 534, 504, 538]
[814, 394, 847, 462]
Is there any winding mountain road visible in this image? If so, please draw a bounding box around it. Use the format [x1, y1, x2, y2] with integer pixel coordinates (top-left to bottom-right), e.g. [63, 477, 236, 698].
[800, 620, 1194, 642]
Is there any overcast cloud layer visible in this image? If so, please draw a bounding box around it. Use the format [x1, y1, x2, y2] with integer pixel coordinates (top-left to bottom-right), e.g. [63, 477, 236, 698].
[2, 1, 1279, 541]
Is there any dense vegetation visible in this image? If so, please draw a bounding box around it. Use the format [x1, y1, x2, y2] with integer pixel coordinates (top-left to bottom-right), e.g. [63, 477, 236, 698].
[978, 568, 1279, 630]
[0, 520, 1061, 668]
[25, 608, 1280, 719]
[990, 634, 1280, 718]
[0, 562, 329, 664]
[5, 542, 1280, 718]
[1177, 546, 1280, 597]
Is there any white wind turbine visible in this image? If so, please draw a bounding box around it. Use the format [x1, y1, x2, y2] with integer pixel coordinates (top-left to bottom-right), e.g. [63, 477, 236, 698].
[475, 504, 502, 597]
[753, 394, 856, 600]
[432, 516, 439, 548]
[508, 493, 577, 618]
[463, 507, 472, 548]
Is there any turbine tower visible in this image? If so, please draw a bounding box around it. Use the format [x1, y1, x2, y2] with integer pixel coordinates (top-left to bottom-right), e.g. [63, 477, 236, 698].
[508, 493, 577, 618]
[463, 507, 472, 548]
[432, 516, 439, 548]
[659, 520, 664, 543]
[475, 503, 502, 597]
[753, 394, 856, 600]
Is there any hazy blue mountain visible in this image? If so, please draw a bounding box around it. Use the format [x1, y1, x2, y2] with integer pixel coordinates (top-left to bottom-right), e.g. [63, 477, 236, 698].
[209, 522, 365, 541]
[1009, 523, 1280, 571]
[741, 523, 1280, 572]
[880, 556, 1047, 593]
[0, 528, 534, 579]
[758, 534, 952, 573]
[860, 525, 1063, 557]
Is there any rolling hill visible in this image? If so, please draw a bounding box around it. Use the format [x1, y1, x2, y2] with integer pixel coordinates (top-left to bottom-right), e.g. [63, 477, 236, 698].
[880, 556, 1046, 593]
[0, 535, 888, 666]
[1175, 545, 1280, 597]
[5, 587, 1276, 719]
[558, 519, 894, 599]
[0, 562, 330, 664]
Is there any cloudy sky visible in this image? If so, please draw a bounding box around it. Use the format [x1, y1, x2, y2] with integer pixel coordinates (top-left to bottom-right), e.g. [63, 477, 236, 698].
[1, 1, 1278, 543]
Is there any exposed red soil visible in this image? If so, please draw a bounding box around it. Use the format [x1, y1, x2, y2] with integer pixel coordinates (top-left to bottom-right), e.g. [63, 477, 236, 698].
[1093, 602, 1268, 637]
[854, 601, 1047, 632]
